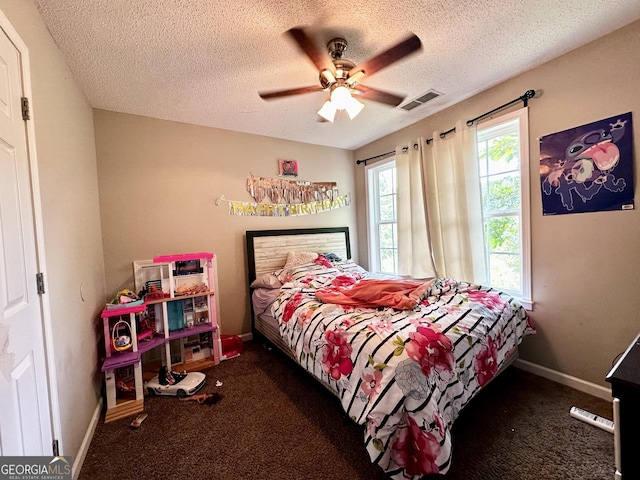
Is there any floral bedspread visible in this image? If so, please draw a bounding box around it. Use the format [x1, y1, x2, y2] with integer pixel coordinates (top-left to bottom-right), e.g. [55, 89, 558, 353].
[271, 260, 535, 478]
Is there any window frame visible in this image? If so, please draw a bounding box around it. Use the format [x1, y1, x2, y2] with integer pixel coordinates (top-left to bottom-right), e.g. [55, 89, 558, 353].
[365, 156, 398, 274]
[477, 107, 532, 309]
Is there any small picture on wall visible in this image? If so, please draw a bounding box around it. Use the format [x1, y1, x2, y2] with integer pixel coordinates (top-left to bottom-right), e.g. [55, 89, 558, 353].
[278, 159, 298, 177]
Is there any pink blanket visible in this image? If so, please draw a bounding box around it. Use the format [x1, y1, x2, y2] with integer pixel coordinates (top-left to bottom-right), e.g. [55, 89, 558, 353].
[316, 278, 433, 310]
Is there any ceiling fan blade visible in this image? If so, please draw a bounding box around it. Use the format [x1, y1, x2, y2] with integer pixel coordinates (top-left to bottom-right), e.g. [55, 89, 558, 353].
[287, 27, 336, 74]
[348, 33, 422, 79]
[352, 85, 405, 106]
[259, 85, 324, 100]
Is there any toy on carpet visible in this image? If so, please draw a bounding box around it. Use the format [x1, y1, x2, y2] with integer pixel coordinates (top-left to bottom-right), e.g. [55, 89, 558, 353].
[144, 366, 206, 398]
[180, 392, 223, 405]
[130, 412, 148, 428]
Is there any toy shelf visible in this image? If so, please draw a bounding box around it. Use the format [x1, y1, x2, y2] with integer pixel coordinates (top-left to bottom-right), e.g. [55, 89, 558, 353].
[102, 302, 147, 316]
[145, 291, 215, 304]
[136, 335, 166, 356]
[100, 251, 222, 423]
[102, 350, 140, 372]
[167, 323, 216, 341]
[134, 253, 221, 371]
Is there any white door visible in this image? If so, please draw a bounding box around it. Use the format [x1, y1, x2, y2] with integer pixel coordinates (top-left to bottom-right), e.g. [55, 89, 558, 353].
[0, 22, 54, 455]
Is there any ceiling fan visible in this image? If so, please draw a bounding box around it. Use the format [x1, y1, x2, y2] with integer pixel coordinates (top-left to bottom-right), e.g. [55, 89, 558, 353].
[258, 27, 422, 122]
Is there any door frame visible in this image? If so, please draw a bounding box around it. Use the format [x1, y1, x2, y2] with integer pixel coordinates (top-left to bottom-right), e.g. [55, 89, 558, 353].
[0, 8, 62, 451]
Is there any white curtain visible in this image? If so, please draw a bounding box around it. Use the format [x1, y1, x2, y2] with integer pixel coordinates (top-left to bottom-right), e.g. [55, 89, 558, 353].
[396, 121, 486, 283]
[396, 139, 436, 279]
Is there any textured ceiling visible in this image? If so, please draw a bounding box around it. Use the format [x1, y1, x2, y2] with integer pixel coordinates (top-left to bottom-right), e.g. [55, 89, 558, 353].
[34, 0, 640, 150]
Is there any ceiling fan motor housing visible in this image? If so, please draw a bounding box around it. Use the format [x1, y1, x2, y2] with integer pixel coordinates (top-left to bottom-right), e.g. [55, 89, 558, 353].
[319, 38, 356, 90]
[327, 38, 347, 59]
[319, 60, 356, 89]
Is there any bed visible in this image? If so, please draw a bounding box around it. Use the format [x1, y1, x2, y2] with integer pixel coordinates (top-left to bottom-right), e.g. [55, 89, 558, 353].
[246, 227, 535, 478]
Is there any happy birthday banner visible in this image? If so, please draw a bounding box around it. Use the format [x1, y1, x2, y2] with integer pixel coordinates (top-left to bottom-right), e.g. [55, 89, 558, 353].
[247, 174, 339, 204]
[215, 174, 350, 216]
[225, 194, 350, 216]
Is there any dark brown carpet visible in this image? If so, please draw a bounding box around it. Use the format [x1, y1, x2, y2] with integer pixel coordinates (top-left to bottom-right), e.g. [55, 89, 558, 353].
[79, 341, 615, 480]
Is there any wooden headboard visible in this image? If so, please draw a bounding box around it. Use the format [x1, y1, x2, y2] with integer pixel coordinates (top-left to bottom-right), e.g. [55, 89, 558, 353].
[245, 227, 351, 284]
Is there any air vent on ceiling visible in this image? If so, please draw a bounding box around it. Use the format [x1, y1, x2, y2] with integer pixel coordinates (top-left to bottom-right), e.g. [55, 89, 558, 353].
[401, 89, 442, 111]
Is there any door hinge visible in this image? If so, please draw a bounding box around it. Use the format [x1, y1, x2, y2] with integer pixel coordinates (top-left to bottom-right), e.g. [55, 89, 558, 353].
[36, 272, 45, 294]
[21, 97, 30, 120]
[52, 439, 59, 456]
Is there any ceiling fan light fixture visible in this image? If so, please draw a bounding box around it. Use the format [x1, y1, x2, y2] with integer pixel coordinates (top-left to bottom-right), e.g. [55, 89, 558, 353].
[347, 70, 365, 86]
[319, 69, 336, 88]
[330, 85, 352, 110]
[317, 100, 337, 122]
[345, 96, 365, 119]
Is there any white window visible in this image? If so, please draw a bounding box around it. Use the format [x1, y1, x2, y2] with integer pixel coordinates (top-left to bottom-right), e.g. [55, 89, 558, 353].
[477, 108, 532, 308]
[365, 157, 398, 274]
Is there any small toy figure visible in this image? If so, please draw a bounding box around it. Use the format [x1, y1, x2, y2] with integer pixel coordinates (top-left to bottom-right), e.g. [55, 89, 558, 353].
[158, 366, 188, 386]
[158, 366, 174, 385]
[180, 392, 223, 405]
[117, 380, 135, 392]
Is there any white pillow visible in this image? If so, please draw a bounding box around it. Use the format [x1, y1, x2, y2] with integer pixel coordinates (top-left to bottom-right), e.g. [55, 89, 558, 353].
[283, 251, 318, 269]
[250, 272, 283, 289]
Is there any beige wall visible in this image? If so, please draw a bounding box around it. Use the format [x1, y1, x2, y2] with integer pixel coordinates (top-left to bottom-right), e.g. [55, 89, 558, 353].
[0, 0, 106, 461]
[93, 110, 358, 336]
[3, 0, 635, 465]
[355, 21, 640, 388]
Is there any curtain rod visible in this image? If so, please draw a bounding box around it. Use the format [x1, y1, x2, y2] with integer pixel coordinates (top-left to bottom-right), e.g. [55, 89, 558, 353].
[355, 149, 395, 165]
[356, 89, 537, 164]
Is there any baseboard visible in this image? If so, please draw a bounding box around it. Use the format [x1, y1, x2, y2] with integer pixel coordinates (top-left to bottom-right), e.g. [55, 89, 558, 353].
[514, 359, 612, 401]
[73, 397, 102, 480]
[239, 332, 253, 342]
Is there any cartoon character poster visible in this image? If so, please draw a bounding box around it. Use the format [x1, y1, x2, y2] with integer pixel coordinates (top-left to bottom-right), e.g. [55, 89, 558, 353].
[539, 112, 634, 215]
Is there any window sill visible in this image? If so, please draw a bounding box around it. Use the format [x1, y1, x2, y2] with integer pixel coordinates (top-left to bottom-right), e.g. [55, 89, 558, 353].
[516, 297, 534, 311]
